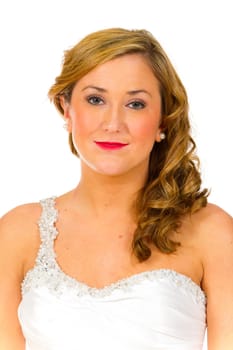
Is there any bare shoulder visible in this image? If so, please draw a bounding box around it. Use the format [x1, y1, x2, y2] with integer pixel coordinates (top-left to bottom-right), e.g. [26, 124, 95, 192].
[189, 202, 232, 241]
[190, 203, 233, 265]
[192, 204, 233, 347]
[0, 202, 41, 237]
[0, 202, 42, 272]
[0, 203, 42, 348]
[194, 202, 232, 222]
[190, 202, 233, 287]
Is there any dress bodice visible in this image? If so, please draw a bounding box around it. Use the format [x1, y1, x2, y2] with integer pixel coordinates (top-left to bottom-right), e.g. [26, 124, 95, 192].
[18, 197, 206, 350]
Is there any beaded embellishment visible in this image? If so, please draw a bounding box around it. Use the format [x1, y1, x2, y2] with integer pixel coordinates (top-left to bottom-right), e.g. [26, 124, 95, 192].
[21, 197, 206, 304]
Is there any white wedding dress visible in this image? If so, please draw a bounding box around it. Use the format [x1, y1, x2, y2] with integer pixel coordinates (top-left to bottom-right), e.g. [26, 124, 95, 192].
[18, 197, 206, 350]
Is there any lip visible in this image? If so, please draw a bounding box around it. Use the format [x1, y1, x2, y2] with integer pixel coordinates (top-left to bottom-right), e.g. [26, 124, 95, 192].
[94, 141, 129, 150]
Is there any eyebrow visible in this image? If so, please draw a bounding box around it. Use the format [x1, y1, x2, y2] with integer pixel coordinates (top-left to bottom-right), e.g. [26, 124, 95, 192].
[81, 85, 152, 97]
[82, 85, 106, 93]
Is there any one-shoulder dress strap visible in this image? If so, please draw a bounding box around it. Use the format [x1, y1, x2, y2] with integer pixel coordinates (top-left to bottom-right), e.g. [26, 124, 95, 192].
[21, 197, 59, 296]
[38, 197, 58, 241]
[35, 196, 58, 268]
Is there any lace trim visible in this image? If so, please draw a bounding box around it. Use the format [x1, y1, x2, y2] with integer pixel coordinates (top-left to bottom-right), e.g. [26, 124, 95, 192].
[21, 197, 206, 304]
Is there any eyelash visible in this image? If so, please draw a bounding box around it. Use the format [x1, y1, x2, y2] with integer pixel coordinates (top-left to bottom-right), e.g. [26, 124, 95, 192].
[86, 95, 146, 110]
[86, 95, 104, 105]
[127, 100, 146, 109]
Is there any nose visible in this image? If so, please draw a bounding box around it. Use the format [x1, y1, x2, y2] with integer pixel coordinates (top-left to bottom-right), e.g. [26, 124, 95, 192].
[102, 105, 124, 133]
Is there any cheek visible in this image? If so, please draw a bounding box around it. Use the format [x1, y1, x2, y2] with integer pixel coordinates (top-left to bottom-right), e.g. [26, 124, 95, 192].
[131, 117, 160, 142]
[71, 107, 96, 136]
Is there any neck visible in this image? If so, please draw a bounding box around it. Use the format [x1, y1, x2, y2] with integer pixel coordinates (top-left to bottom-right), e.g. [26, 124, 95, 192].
[71, 165, 148, 217]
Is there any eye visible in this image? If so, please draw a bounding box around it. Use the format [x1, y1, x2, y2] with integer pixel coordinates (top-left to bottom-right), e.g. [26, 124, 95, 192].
[87, 95, 104, 105]
[127, 100, 146, 110]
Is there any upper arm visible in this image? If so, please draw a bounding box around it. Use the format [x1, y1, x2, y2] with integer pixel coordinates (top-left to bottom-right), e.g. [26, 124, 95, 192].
[200, 205, 233, 350]
[0, 204, 40, 350]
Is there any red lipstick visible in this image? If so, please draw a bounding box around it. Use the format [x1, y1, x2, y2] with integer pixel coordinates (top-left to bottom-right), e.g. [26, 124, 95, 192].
[95, 141, 128, 150]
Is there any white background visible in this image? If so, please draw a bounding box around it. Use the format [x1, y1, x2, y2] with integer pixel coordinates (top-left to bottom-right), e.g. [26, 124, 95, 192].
[0, 1, 232, 347]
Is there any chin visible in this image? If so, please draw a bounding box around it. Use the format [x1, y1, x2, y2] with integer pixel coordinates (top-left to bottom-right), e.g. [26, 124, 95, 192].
[87, 159, 125, 174]
[90, 164, 131, 177]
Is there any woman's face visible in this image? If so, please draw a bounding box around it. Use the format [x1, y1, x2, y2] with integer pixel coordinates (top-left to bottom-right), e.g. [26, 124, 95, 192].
[62, 54, 163, 178]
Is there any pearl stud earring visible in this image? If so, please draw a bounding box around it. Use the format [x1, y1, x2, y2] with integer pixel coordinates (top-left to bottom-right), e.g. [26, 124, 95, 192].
[63, 123, 68, 131]
[160, 132, 166, 140]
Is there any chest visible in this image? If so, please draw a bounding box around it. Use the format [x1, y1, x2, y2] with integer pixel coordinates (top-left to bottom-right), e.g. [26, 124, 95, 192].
[53, 218, 202, 289]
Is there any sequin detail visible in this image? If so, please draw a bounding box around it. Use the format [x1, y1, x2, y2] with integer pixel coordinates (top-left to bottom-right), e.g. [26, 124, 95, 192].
[21, 197, 206, 304]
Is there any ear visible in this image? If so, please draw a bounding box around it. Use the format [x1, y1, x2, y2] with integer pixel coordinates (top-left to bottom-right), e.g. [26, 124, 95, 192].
[155, 128, 160, 142]
[59, 96, 72, 132]
[155, 127, 165, 142]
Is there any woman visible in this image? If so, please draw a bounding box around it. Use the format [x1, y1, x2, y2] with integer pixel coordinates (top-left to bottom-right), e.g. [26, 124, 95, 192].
[0, 28, 232, 350]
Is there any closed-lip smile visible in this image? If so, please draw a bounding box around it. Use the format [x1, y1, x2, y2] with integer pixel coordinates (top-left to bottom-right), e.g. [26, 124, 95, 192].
[94, 141, 129, 150]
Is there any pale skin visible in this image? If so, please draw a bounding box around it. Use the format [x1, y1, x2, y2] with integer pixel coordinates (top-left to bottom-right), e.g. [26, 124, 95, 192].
[0, 54, 233, 349]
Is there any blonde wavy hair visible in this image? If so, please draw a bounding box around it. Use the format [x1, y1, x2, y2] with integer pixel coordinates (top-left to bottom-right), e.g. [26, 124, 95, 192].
[48, 28, 209, 262]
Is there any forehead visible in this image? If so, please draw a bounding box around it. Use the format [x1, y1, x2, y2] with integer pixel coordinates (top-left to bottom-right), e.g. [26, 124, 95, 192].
[75, 54, 160, 92]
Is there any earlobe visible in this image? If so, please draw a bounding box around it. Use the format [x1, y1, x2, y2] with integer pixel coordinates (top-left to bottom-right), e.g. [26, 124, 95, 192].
[155, 128, 166, 142]
[155, 129, 166, 142]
